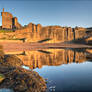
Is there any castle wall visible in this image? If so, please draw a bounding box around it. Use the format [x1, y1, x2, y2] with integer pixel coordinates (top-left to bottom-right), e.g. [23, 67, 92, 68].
[13, 17, 22, 29]
[1, 9, 22, 29]
[0, 9, 87, 43]
[15, 23, 86, 43]
[2, 12, 13, 29]
[74, 27, 86, 39]
[68, 27, 74, 41]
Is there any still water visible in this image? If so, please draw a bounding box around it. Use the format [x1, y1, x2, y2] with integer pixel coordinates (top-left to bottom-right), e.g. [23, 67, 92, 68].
[3, 48, 92, 92]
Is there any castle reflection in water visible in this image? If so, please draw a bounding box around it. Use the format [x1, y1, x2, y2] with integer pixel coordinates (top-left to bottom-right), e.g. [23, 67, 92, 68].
[4, 49, 91, 69]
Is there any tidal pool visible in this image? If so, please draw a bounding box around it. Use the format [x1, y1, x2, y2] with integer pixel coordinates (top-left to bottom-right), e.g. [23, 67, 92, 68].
[1, 48, 92, 92]
[32, 49, 92, 92]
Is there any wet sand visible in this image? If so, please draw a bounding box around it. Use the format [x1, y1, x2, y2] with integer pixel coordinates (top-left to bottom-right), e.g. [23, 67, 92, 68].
[0, 42, 92, 52]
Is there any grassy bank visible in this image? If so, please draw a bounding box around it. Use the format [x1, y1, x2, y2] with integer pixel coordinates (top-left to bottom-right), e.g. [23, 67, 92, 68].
[0, 29, 14, 33]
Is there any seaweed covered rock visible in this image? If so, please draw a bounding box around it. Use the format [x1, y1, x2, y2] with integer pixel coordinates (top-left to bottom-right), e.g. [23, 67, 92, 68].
[0, 50, 46, 92]
[4, 55, 23, 67]
[0, 67, 46, 92]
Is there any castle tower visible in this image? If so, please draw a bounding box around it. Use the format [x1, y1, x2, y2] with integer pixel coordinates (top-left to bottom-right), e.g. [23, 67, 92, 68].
[12, 17, 22, 29]
[3, 8, 4, 12]
[1, 8, 22, 30]
[1, 8, 13, 29]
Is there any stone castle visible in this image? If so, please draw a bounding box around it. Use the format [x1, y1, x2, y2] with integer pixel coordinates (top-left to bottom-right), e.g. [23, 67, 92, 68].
[1, 8, 22, 29]
[0, 8, 87, 43]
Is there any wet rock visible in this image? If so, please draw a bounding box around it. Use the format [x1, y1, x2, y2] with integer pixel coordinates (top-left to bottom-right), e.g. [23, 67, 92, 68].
[0, 67, 46, 92]
[4, 55, 23, 67]
[0, 52, 46, 92]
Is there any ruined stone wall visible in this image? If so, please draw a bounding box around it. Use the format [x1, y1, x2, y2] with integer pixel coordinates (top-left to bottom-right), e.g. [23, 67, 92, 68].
[15, 23, 86, 43]
[1, 10, 22, 29]
[68, 27, 74, 41]
[74, 27, 86, 39]
[16, 24, 68, 43]
[13, 17, 22, 29]
[0, 22, 86, 43]
[1, 9, 86, 42]
[2, 12, 13, 29]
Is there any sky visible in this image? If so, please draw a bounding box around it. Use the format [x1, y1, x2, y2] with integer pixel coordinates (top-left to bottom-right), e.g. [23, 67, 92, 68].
[0, 0, 92, 28]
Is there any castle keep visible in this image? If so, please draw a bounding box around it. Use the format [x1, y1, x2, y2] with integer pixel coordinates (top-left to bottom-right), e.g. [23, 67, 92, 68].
[1, 8, 22, 29]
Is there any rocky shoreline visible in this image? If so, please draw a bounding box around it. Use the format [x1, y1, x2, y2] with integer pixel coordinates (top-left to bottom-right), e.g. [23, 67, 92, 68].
[0, 49, 46, 92]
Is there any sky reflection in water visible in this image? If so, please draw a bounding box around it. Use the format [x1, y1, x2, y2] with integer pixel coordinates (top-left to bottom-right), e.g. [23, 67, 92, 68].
[3, 48, 92, 92]
[32, 49, 92, 92]
[34, 62, 92, 92]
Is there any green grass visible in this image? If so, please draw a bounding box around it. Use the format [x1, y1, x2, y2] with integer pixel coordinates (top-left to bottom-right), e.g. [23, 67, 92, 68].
[0, 38, 26, 42]
[0, 30, 14, 33]
[0, 38, 25, 40]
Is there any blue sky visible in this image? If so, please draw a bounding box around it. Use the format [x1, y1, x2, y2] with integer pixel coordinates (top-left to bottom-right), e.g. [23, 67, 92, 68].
[0, 0, 92, 28]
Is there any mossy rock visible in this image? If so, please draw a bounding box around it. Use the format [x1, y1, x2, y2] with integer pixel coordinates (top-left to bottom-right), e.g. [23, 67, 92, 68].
[4, 55, 23, 67]
[0, 74, 5, 83]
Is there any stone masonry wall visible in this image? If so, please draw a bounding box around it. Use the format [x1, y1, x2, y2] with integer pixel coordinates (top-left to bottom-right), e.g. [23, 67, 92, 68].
[1, 9, 22, 29]
[2, 12, 13, 29]
[15, 23, 86, 43]
[0, 9, 86, 43]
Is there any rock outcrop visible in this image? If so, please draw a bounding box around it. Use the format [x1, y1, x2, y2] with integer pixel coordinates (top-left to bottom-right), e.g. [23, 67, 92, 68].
[0, 49, 46, 92]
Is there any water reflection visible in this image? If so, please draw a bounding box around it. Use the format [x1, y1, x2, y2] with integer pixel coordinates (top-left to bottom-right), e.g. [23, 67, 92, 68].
[4, 48, 92, 69]
[2, 48, 92, 92]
